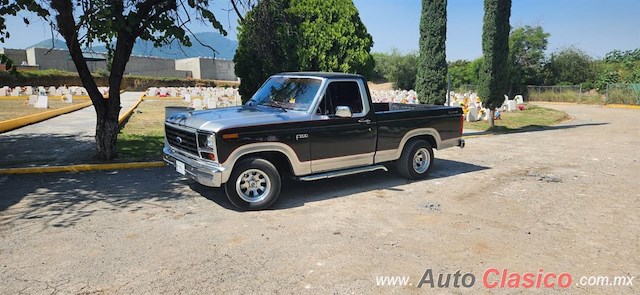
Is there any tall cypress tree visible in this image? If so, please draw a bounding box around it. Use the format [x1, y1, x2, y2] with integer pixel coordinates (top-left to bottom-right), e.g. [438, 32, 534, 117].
[416, 0, 448, 105]
[479, 0, 511, 126]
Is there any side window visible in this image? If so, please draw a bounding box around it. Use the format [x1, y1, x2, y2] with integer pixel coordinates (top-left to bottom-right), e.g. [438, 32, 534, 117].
[318, 81, 363, 115]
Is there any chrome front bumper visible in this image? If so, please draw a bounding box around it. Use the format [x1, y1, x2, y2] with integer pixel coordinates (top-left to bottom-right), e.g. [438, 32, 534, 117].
[163, 146, 226, 187]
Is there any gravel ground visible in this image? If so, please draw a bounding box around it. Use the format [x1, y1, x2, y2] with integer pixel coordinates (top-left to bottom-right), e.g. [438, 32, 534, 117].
[1, 103, 638, 294]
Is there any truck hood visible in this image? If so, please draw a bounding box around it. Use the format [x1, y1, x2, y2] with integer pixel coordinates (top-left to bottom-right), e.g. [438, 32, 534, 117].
[165, 106, 310, 132]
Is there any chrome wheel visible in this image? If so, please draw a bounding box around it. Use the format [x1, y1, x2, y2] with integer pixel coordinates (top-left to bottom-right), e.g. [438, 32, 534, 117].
[412, 148, 431, 174]
[236, 169, 271, 203]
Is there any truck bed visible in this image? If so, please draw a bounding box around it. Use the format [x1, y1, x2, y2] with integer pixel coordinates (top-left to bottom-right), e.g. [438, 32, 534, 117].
[373, 102, 463, 151]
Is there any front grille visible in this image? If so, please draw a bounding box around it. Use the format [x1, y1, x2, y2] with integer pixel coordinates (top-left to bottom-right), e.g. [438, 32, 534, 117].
[165, 124, 199, 156]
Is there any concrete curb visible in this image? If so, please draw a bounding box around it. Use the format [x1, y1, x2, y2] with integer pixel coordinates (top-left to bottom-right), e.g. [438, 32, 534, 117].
[605, 104, 640, 110]
[0, 161, 166, 175]
[0, 101, 92, 133]
[118, 94, 145, 125]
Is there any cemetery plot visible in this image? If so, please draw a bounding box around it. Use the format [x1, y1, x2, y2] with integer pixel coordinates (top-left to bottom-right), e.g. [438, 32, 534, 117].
[464, 104, 570, 131]
[0, 99, 87, 122]
[145, 86, 241, 109]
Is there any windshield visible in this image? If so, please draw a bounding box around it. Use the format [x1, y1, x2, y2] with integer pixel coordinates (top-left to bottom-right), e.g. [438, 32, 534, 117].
[248, 77, 322, 112]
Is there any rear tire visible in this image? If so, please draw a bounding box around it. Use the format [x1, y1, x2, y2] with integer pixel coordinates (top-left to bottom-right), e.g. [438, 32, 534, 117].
[396, 140, 434, 180]
[225, 157, 281, 210]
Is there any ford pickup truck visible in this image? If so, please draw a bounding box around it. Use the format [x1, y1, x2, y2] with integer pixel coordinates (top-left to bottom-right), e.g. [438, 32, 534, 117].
[164, 72, 465, 210]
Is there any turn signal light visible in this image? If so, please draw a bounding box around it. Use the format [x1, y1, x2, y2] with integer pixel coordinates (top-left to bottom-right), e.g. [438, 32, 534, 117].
[202, 152, 216, 161]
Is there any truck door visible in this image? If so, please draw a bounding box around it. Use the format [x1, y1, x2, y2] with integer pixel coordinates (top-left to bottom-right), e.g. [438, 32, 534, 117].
[308, 80, 377, 173]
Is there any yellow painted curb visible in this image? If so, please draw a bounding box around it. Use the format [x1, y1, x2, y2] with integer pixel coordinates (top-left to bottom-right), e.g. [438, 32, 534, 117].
[0, 101, 92, 133]
[605, 104, 640, 110]
[118, 94, 145, 125]
[0, 161, 166, 175]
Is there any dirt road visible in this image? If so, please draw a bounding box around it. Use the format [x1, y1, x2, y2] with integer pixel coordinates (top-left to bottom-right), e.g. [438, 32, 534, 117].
[1, 103, 638, 294]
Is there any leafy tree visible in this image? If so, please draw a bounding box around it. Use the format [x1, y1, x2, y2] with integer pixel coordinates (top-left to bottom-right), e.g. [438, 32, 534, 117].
[544, 47, 596, 85]
[478, 0, 511, 126]
[0, 0, 226, 160]
[371, 49, 418, 90]
[448, 58, 483, 89]
[289, 0, 374, 75]
[235, 0, 374, 101]
[509, 25, 549, 93]
[604, 49, 640, 63]
[416, 0, 447, 104]
[234, 0, 297, 100]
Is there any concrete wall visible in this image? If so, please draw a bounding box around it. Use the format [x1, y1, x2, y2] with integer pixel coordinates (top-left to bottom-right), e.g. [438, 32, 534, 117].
[0, 48, 28, 65]
[176, 57, 237, 81]
[175, 58, 201, 79]
[125, 56, 176, 75]
[200, 59, 236, 81]
[2, 47, 236, 81]
[27, 48, 73, 71]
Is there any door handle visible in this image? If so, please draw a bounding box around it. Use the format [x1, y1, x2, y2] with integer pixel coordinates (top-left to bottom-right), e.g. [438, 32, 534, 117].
[358, 119, 371, 124]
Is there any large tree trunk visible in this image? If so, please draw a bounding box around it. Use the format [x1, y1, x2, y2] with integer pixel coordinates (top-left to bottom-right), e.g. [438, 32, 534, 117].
[94, 100, 120, 160]
[488, 109, 495, 127]
[52, 0, 135, 160]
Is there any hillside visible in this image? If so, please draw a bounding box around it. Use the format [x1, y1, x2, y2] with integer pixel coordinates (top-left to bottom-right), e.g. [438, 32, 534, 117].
[27, 32, 238, 60]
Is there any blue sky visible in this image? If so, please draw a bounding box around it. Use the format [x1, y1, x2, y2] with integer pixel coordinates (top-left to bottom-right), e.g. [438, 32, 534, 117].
[2, 0, 639, 61]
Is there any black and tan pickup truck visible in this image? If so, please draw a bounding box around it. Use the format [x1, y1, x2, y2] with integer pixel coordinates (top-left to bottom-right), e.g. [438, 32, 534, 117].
[164, 72, 465, 210]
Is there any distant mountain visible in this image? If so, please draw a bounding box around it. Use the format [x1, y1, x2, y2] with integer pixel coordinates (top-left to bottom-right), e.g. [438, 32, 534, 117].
[28, 38, 68, 50]
[27, 32, 238, 60]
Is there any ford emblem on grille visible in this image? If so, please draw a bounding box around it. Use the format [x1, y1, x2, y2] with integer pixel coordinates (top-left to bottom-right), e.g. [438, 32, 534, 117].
[176, 136, 183, 144]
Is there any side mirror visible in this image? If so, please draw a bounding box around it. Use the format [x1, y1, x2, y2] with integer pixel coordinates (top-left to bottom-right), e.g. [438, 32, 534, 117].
[335, 106, 353, 118]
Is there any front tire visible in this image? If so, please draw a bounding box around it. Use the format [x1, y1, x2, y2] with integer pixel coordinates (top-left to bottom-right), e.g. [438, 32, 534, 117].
[225, 158, 281, 210]
[396, 140, 434, 180]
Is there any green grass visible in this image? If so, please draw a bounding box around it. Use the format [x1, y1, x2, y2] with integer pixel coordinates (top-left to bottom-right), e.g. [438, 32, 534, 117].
[117, 99, 188, 162]
[464, 104, 570, 132]
[0, 99, 86, 121]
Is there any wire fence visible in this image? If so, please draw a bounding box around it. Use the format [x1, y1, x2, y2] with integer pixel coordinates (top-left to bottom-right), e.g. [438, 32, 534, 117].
[606, 83, 640, 105]
[447, 83, 640, 105]
[526, 85, 603, 104]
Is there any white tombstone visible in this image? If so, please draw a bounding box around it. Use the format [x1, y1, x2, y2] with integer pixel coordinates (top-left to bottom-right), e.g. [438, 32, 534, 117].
[64, 93, 73, 103]
[450, 101, 460, 107]
[191, 99, 203, 110]
[207, 98, 217, 109]
[25, 86, 33, 95]
[11, 87, 21, 96]
[147, 87, 158, 97]
[48, 86, 56, 94]
[0, 88, 6, 96]
[466, 107, 480, 122]
[483, 108, 491, 121]
[170, 89, 178, 97]
[184, 94, 191, 102]
[28, 95, 38, 105]
[35, 95, 48, 109]
[506, 100, 517, 112]
[55, 89, 63, 96]
[515, 95, 524, 105]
